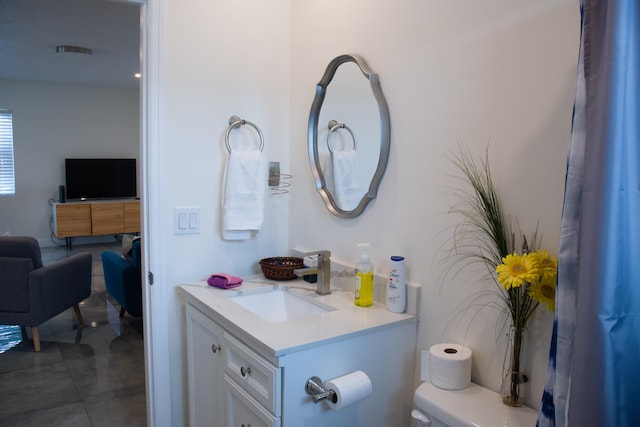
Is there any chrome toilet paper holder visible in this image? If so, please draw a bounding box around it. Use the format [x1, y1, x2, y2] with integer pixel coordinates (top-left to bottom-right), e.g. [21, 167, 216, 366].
[305, 376, 337, 404]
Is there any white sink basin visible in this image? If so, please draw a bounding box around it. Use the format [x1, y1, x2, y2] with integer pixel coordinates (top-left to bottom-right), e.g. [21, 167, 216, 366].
[227, 287, 333, 323]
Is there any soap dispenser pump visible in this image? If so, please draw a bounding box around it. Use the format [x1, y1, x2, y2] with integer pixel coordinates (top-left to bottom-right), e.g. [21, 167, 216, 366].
[355, 243, 374, 307]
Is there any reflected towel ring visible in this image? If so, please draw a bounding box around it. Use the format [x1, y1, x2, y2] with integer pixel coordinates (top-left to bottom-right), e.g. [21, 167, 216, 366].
[225, 115, 264, 152]
[327, 120, 357, 153]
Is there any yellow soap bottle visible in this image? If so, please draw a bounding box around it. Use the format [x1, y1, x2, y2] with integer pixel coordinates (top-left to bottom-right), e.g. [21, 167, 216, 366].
[355, 243, 374, 307]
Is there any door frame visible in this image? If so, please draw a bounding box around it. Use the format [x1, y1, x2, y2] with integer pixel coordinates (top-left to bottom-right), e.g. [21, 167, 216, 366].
[137, 0, 172, 424]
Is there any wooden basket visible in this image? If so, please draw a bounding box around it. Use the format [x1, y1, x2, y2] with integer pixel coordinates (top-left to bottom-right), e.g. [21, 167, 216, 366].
[258, 257, 304, 281]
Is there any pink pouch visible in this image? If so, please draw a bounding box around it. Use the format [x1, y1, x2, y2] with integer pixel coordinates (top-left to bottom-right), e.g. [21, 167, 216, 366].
[207, 273, 243, 289]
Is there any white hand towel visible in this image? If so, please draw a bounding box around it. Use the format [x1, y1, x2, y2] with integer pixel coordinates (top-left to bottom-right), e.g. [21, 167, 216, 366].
[222, 150, 265, 240]
[332, 149, 362, 211]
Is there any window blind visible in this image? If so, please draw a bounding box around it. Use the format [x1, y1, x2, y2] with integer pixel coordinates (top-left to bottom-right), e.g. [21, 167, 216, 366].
[0, 110, 15, 196]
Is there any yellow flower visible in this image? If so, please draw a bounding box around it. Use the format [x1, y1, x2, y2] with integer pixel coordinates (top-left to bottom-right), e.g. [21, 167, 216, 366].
[529, 276, 556, 311]
[496, 253, 539, 290]
[529, 250, 558, 282]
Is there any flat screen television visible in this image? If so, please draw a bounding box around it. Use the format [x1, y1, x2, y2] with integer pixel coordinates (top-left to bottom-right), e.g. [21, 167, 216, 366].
[65, 158, 137, 201]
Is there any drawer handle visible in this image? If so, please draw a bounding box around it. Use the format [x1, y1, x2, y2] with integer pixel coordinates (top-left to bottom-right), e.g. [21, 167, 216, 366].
[241, 424, 251, 427]
[240, 366, 251, 377]
[211, 344, 221, 353]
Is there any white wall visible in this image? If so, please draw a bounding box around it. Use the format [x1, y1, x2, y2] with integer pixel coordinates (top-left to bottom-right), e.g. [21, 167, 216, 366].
[1, 0, 580, 423]
[157, 1, 291, 424]
[288, 0, 580, 409]
[0, 79, 139, 245]
[154, 0, 579, 422]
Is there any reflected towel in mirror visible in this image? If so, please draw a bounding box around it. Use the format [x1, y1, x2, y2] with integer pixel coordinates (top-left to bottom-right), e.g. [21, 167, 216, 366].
[222, 150, 265, 240]
[332, 149, 361, 211]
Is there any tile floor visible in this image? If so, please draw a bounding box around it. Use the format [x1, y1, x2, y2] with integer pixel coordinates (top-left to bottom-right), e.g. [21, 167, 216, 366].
[0, 241, 147, 426]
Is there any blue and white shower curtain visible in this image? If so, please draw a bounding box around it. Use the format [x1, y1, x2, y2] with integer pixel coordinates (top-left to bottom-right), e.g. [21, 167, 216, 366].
[537, 1, 640, 426]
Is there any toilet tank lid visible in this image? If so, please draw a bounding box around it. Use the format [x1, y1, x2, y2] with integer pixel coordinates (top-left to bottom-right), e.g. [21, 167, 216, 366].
[414, 382, 538, 427]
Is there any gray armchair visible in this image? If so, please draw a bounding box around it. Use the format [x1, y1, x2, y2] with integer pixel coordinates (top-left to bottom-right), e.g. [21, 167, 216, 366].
[0, 236, 92, 352]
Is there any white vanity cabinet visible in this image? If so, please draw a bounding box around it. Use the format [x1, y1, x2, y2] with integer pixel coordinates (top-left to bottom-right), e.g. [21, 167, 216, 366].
[187, 304, 281, 427]
[182, 282, 418, 427]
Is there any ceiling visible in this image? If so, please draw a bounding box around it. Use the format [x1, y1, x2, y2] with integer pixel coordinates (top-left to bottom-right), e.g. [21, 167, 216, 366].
[0, 0, 140, 89]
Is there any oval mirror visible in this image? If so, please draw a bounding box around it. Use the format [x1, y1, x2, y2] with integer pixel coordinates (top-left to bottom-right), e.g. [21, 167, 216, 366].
[308, 54, 390, 218]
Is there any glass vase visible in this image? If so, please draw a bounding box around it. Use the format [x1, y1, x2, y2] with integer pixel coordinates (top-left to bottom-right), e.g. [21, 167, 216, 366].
[500, 326, 528, 407]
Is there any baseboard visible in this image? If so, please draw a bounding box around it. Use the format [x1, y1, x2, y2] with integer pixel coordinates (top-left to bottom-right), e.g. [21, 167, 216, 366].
[38, 235, 120, 248]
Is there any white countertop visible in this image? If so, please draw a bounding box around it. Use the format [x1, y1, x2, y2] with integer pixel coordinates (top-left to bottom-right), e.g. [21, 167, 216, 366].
[180, 277, 416, 363]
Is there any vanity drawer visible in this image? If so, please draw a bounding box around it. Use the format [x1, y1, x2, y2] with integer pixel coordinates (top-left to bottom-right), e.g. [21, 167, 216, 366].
[225, 374, 280, 427]
[223, 333, 281, 415]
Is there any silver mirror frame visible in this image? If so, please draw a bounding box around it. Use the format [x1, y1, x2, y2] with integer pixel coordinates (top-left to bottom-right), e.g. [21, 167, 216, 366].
[308, 54, 391, 218]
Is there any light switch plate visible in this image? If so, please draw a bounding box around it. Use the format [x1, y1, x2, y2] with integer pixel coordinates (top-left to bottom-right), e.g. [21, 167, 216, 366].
[174, 207, 200, 234]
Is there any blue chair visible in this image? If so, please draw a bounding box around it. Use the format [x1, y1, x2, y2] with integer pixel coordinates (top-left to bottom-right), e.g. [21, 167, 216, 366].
[101, 239, 143, 317]
[0, 236, 92, 352]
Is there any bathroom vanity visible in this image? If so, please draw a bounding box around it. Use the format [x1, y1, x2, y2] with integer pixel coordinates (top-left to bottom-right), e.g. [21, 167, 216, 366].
[180, 279, 417, 427]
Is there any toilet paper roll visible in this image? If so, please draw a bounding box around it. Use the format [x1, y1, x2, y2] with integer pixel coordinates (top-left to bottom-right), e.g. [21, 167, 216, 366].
[429, 343, 472, 390]
[325, 370, 372, 410]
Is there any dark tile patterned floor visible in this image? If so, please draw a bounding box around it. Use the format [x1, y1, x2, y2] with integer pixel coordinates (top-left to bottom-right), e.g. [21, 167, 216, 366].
[0, 241, 147, 426]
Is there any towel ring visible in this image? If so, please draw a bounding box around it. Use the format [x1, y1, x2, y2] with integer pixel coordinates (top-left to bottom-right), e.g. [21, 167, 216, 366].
[327, 120, 357, 153]
[225, 115, 264, 152]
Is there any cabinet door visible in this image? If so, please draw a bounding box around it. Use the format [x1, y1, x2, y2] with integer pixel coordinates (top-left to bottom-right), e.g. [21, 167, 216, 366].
[123, 200, 140, 233]
[225, 375, 280, 427]
[90, 202, 124, 235]
[223, 333, 281, 415]
[186, 304, 226, 427]
[54, 203, 91, 237]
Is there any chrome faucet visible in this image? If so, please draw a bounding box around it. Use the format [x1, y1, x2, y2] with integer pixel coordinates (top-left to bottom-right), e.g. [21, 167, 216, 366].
[294, 250, 331, 295]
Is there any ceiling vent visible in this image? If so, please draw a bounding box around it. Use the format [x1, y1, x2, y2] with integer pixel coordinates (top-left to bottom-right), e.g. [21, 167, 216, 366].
[55, 45, 92, 55]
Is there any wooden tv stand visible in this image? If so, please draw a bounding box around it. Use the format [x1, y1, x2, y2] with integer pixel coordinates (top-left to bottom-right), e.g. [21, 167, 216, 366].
[53, 200, 140, 248]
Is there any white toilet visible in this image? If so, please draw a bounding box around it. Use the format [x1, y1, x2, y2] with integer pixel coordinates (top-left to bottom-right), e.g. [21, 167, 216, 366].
[412, 381, 539, 427]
